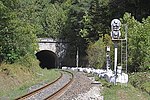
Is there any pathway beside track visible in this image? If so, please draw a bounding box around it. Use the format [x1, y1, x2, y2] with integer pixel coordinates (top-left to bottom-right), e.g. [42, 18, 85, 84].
[58, 71, 103, 100]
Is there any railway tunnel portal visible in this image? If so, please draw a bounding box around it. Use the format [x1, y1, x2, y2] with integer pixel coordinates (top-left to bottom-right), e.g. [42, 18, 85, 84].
[36, 38, 68, 69]
[36, 50, 57, 69]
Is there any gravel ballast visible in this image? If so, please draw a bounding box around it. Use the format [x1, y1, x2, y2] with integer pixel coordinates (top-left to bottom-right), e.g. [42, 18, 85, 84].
[58, 71, 103, 100]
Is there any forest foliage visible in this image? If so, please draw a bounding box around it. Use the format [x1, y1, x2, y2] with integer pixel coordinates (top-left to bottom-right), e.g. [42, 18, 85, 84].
[121, 13, 150, 71]
[0, 0, 150, 72]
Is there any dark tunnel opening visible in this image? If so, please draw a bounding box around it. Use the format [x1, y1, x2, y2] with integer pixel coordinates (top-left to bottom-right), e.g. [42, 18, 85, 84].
[35, 50, 57, 69]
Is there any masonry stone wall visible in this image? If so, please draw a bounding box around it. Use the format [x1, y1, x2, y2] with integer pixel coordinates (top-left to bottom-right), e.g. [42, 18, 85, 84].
[37, 38, 67, 65]
[38, 43, 56, 53]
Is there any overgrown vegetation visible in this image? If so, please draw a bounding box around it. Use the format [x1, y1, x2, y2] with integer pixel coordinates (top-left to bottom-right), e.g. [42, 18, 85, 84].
[121, 13, 150, 72]
[129, 72, 150, 95]
[99, 77, 150, 100]
[0, 0, 150, 71]
[0, 62, 61, 99]
[0, 0, 67, 63]
[102, 84, 150, 100]
[87, 38, 105, 69]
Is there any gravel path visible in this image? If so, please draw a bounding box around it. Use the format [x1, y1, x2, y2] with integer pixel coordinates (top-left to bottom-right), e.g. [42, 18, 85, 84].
[74, 86, 103, 100]
[58, 71, 103, 100]
[25, 71, 71, 100]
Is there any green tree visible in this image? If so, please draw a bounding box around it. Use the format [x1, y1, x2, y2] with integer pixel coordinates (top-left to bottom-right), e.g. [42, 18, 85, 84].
[87, 38, 105, 69]
[109, 0, 150, 21]
[79, 0, 110, 43]
[61, 0, 91, 66]
[121, 13, 150, 72]
[0, 0, 38, 63]
[36, 3, 67, 38]
[63, 0, 111, 66]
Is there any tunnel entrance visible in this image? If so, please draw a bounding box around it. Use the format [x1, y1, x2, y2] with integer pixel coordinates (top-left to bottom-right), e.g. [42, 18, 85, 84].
[36, 50, 57, 69]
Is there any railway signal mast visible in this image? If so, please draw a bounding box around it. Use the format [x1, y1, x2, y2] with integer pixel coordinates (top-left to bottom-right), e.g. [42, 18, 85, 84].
[111, 19, 121, 84]
[110, 19, 128, 85]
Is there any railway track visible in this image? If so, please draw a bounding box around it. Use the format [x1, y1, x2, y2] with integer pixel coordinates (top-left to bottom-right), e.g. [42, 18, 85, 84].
[45, 70, 74, 100]
[15, 70, 74, 100]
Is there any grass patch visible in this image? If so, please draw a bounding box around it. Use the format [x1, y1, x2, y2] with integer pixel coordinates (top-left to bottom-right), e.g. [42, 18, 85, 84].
[102, 84, 150, 100]
[0, 63, 61, 100]
[85, 73, 94, 77]
[129, 72, 150, 95]
[99, 75, 150, 100]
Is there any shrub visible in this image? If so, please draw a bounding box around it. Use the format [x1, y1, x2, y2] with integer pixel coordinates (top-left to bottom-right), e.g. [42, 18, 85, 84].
[121, 13, 150, 72]
[87, 38, 105, 69]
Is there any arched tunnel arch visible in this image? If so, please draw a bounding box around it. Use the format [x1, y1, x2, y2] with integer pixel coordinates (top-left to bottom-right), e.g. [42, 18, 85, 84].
[35, 50, 58, 69]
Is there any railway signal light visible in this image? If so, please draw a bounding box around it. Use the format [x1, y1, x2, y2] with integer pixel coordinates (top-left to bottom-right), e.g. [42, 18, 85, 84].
[111, 19, 121, 39]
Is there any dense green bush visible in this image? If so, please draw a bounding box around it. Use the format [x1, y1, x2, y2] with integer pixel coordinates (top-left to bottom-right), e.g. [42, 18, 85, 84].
[0, 0, 38, 63]
[121, 13, 150, 72]
[87, 38, 105, 69]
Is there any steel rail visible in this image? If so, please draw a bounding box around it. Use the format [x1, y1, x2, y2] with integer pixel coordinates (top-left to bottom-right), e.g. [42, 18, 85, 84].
[44, 70, 74, 100]
[15, 72, 63, 100]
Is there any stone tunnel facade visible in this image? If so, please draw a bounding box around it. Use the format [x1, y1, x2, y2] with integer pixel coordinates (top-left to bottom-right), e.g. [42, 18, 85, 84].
[36, 38, 67, 69]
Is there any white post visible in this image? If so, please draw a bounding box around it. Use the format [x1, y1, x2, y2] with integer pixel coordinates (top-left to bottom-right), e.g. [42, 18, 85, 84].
[106, 46, 110, 71]
[114, 43, 118, 73]
[114, 43, 118, 85]
[76, 47, 79, 68]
